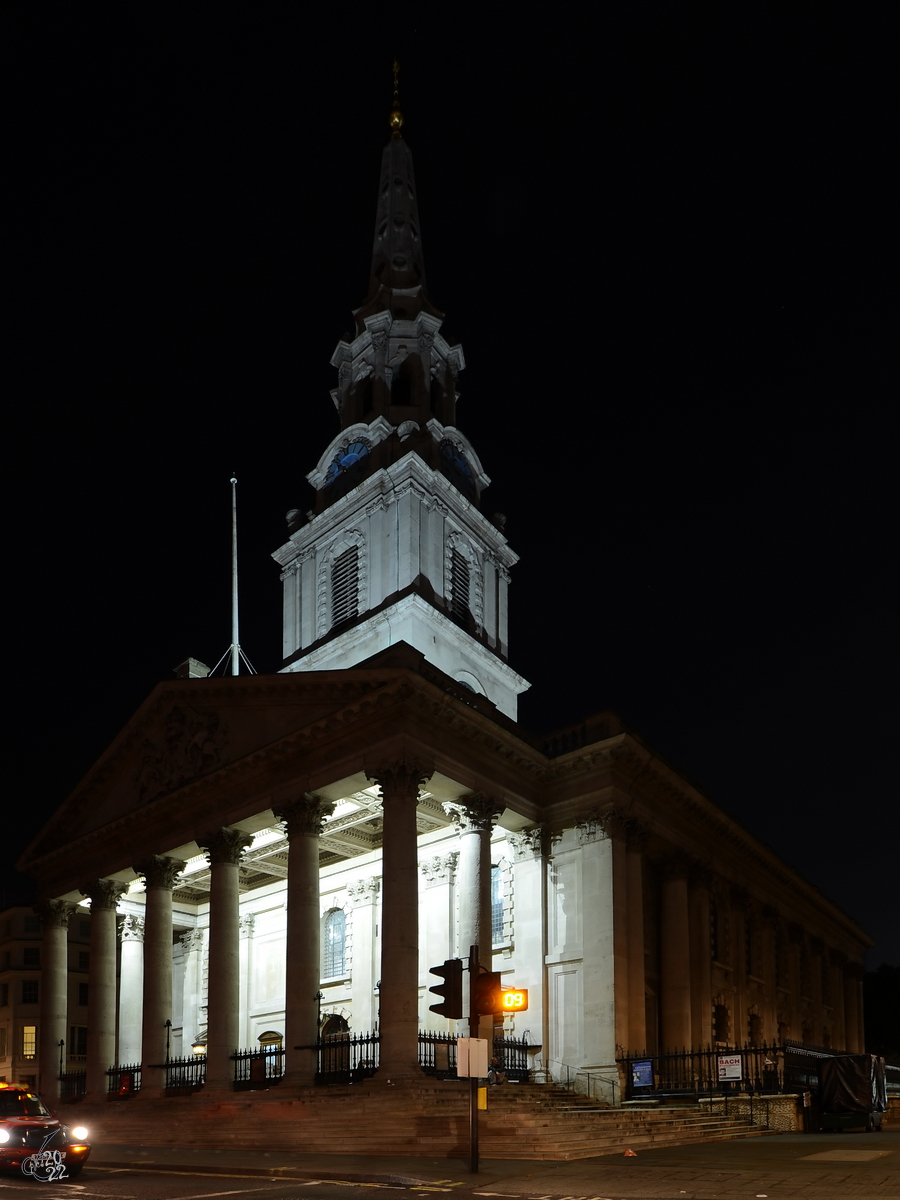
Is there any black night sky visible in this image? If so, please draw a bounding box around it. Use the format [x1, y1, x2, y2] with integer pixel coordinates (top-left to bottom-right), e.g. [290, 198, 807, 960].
[5, 8, 897, 968]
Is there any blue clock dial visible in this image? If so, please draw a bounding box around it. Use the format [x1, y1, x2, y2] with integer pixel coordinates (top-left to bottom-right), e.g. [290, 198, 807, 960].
[325, 440, 369, 485]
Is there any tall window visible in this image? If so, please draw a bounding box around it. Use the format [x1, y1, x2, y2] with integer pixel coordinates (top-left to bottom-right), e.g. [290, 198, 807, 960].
[450, 548, 470, 622]
[78, 983, 89, 1007]
[0, 1027, 7, 1057]
[69, 1025, 88, 1058]
[713, 1003, 729, 1043]
[22, 1027, 36, 1059]
[0, 984, 8, 1007]
[323, 909, 346, 978]
[491, 865, 504, 944]
[331, 546, 359, 629]
[23, 948, 40, 967]
[21, 982, 38, 1005]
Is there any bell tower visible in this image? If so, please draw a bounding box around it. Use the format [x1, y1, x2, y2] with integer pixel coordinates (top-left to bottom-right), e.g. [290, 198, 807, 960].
[274, 75, 529, 718]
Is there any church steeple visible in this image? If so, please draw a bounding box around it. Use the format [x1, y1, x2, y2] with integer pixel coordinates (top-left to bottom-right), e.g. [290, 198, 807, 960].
[274, 76, 530, 719]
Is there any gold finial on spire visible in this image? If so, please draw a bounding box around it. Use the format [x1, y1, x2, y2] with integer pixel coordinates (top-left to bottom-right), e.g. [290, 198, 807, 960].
[390, 57, 403, 136]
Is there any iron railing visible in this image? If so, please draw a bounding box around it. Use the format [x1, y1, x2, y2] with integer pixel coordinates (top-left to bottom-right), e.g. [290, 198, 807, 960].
[106, 1063, 142, 1098]
[618, 1041, 842, 1100]
[232, 1047, 285, 1089]
[418, 1032, 458, 1076]
[311, 1032, 379, 1083]
[492, 1036, 530, 1082]
[58, 1070, 86, 1099]
[147, 1055, 206, 1095]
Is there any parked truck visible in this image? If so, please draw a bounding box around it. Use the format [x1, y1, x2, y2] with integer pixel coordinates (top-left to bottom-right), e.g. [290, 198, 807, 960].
[819, 1054, 887, 1132]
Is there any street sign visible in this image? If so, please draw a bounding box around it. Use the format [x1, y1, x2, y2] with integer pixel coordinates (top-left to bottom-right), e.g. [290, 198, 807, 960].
[457, 1037, 489, 1077]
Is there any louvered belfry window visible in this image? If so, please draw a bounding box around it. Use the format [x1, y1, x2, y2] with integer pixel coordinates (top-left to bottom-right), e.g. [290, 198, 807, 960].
[331, 545, 359, 628]
[450, 548, 470, 621]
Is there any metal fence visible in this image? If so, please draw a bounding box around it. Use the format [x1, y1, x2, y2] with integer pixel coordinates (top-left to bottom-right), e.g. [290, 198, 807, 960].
[419, 1032, 458, 1077]
[58, 1070, 86, 1099]
[232, 1047, 285, 1089]
[492, 1037, 530, 1082]
[618, 1041, 842, 1100]
[106, 1063, 142, 1098]
[313, 1032, 379, 1084]
[147, 1054, 207, 1095]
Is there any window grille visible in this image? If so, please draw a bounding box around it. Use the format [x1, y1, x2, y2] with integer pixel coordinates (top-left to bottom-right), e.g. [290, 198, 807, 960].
[0, 1027, 7, 1057]
[22, 1026, 36, 1058]
[330, 546, 359, 629]
[0, 984, 8, 1007]
[79, 919, 91, 938]
[323, 910, 346, 978]
[69, 1025, 88, 1057]
[450, 549, 470, 621]
[23, 916, 40, 933]
[23, 948, 40, 967]
[78, 952, 89, 970]
[78, 983, 89, 1007]
[22, 981, 38, 1005]
[491, 866, 504, 944]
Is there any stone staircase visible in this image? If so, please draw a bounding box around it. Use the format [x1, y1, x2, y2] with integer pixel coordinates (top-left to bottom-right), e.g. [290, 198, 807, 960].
[67, 1079, 775, 1161]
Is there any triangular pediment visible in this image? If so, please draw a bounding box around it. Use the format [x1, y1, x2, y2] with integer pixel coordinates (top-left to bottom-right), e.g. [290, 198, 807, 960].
[20, 671, 395, 870]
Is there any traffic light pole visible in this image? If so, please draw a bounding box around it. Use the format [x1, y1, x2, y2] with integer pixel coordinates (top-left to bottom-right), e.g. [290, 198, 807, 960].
[468, 943, 480, 1175]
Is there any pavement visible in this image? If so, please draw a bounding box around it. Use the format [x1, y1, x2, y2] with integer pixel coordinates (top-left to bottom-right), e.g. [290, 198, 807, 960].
[87, 1130, 900, 1198]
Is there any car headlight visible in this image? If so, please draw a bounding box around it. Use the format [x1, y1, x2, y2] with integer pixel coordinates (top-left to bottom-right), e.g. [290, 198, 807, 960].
[71, 1126, 88, 1140]
[0, 1130, 9, 1144]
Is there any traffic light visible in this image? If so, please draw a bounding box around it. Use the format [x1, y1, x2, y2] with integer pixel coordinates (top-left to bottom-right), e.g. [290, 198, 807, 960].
[472, 969, 504, 1015]
[428, 958, 463, 1018]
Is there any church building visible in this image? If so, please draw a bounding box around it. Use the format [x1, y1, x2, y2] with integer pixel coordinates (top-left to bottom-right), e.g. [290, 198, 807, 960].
[16, 93, 870, 1119]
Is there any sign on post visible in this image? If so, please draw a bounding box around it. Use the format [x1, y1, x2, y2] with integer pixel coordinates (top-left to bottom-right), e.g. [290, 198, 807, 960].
[717, 1053, 743, 1081]
[457, 1037, 489, 1078]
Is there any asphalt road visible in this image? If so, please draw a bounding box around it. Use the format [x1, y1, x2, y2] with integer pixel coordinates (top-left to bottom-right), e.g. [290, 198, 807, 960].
[1, 1132, 897, 1200]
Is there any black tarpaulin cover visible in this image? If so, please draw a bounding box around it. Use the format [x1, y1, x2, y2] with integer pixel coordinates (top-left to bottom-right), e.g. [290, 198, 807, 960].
[819, 1055, 887, 1113]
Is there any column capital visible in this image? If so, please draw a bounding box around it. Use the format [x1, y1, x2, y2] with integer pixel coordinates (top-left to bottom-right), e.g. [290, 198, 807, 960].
[420, 853, 459, 886]
[508, 825, 545, 861]
[347, 876, 381, 906]
[624, 818, 651, 850]
[34, 899, 75, 929]
[443, 792, 502, 833]
[274, 793, 336, 836]
[239, 914, 256, 939]
[180, 928, 203, 953]
[120, 915, 145, 943]
[367, 757, 432, 798]
[80, 879, 128, 910]
[134, 855, 186, 890]
[200, 827, 254, 866]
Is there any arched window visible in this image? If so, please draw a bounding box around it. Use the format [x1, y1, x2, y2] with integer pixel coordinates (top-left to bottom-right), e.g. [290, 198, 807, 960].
[491, 865, 504, 944]
[331, 546, 359, 629]
[450, 548, 470, 623]
[323, 909, 346, 978]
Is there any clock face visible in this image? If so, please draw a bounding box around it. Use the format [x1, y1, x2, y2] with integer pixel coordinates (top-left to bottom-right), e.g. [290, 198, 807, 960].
[440, 440, 476, 499]
[325, 440, 369, 486]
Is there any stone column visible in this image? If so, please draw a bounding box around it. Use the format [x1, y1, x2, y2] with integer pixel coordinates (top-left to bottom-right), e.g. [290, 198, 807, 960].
[348, 877, 381, 1032]
[134, 856, 184, 1092]
[444, 793, 502, 1042]
[118, 915, 145, 1064]
[238, 915, 254, 1051]
[199, 828, 253, 1087]
[659, 855, 692, 1050]
[689, 865, 713, 1050]
[843, 963, 862, 1052]
[419, 854, 459, 1029]
[180, 929, 204, 1050]
[760, 907, 780, 1044]
[35, 900, 74, 1097]
[274, 794, 335, 1085]
[369, 758, 431, 1078]
[625, 825, 649, 1053]
[507, 828, 546, 1073]
[80, 879, 127, 1095]
[830, 950, 846, 1050]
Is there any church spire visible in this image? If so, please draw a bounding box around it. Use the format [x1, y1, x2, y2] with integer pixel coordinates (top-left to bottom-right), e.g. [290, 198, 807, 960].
[366, 60, 427, 299]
